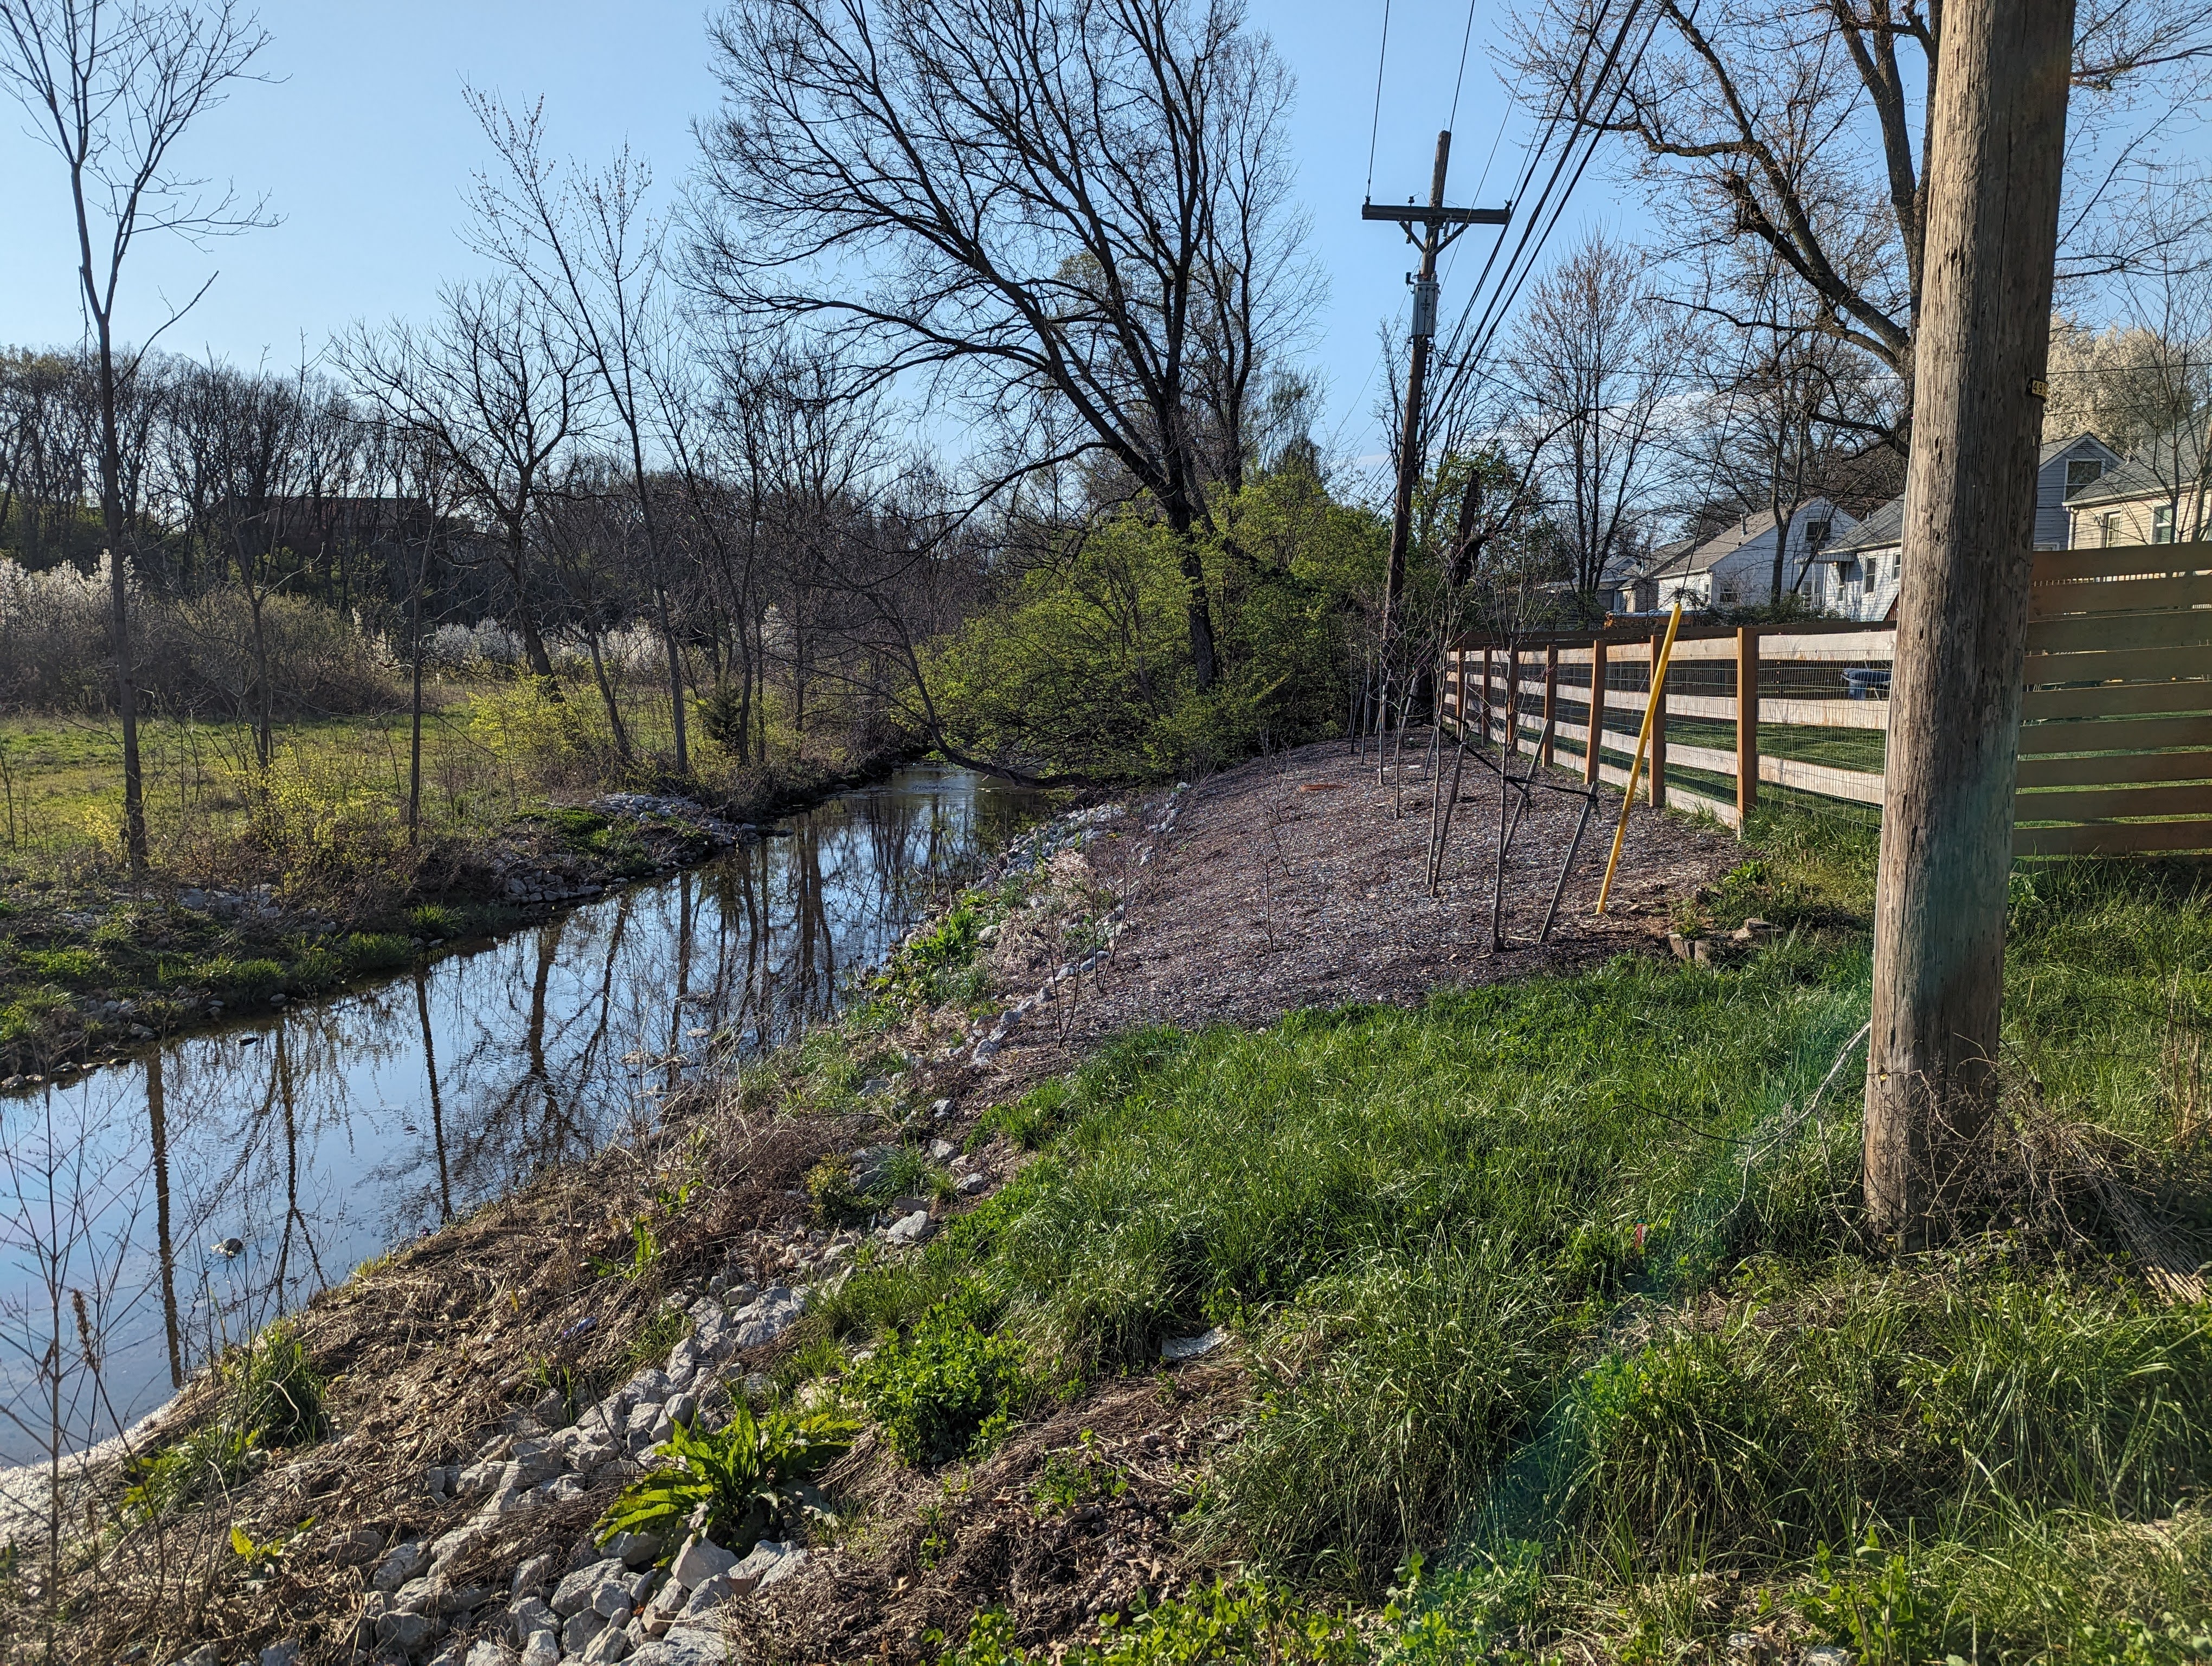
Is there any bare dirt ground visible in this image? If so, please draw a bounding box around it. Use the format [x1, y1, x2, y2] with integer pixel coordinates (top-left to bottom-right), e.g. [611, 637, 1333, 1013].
[991, 732, 1741, 1069]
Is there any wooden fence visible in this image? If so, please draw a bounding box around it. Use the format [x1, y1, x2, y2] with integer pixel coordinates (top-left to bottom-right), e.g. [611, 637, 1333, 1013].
[1441, 541, 2212, 856]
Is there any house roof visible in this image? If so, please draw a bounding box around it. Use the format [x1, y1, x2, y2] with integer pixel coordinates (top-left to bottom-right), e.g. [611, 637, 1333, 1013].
[2040, 430, 2123, 470]
[1645, 510, 1780, 578]
[1825, 495, 1904, 558]
[2065, 413, 2207, 507]
[1645, 502, 1850, 579]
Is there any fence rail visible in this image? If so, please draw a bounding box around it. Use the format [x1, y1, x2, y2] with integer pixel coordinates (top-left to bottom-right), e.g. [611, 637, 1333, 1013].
[1441, 542, 2212, 856]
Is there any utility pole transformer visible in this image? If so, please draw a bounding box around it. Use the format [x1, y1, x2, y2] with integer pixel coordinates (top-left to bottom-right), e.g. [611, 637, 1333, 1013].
[1364, 131, 1509, 674]
[1864, 0, 2074, 1246]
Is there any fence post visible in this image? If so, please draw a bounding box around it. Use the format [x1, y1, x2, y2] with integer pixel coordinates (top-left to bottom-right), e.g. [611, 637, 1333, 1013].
[1542, 643, 1559, 766]
[1649, 628, 1668, 810]
[1481, 645, 1494, 745]
[1586, 638, 1607, 785]
[1736, 626, 1760, 819]
[1506, 646, 1521, 755]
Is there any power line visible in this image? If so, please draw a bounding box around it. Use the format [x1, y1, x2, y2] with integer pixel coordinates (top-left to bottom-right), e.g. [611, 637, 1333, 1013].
[1448, 0, 1480, 133]
[1365, 0, 1393, 202]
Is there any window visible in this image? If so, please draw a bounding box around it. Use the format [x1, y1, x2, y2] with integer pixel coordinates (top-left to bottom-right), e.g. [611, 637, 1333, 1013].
[2066, 457, 2104, 493]
[2155, 504, 2176, 544]
[1805, 519, 1832, 546]
[2100, 512, 2120, 548]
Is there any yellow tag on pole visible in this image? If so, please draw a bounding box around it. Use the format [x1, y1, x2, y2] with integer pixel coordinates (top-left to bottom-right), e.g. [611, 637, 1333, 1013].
[1595, 600, 1685, 915]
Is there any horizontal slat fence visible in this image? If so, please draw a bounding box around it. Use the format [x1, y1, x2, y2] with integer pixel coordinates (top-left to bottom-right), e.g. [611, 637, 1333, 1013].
[2016, 542, 2212, 856]
[1441, 541, 2212, 857]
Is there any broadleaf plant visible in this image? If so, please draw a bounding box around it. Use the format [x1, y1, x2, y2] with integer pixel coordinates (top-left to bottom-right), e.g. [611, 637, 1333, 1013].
[595, 1404, 854, 1555]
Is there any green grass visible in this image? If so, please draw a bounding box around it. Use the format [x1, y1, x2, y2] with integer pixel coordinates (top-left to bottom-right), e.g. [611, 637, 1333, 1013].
[813, 799, 2212, 1660]
[123, 1321, 325, 1520]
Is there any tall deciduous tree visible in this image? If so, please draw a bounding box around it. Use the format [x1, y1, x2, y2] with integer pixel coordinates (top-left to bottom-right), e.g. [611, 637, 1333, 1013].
[1512, 0, 2212, 443]
[0, 0, 273, 870]
[340, 279, 587, 681]
[466, 94, 693, 774]
[1505, 232, 1688, 618]
[691, 0, 1316, 695]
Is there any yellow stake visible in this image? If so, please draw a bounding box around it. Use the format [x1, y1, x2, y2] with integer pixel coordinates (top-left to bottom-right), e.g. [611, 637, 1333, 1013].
[1596, 599, 1686, 914]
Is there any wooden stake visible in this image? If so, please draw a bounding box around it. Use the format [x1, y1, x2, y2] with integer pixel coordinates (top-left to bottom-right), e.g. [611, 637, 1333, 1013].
[1596, 603, 1684, 914]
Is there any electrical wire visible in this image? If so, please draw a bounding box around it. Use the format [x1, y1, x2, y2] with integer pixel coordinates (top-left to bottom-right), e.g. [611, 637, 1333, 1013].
[1365, 0, 1393, 202]
[1448, 0, 1481, 133]
[1439, 0, 1674, 408]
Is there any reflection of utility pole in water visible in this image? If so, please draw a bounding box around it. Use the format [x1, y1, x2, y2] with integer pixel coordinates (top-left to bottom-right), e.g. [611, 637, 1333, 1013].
[415, 964, 452, 1225]
[270, 1026, 327, 1309]
[146, 1051, 183, 1389]
[523, 922, 559, 1159]
[667, 870, 694, 1095]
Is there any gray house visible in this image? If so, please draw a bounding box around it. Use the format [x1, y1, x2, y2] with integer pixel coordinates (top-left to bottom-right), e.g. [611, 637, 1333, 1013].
[1809, 432, 2123, 622]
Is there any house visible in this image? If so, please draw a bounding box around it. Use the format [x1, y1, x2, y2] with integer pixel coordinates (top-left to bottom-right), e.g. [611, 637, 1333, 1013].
[1809, 497, 1905, 622]
[1603, 538, 1688, 613]
[1633, 501, 1855, 611]
[2065, 413, 2210, 548]
[1808, 432, 2124, 622]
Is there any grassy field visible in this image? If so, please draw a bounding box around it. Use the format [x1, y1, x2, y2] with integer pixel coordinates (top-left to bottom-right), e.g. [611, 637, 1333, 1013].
[0, 678, 897, 1072]
[787, 803, 2212, 1664]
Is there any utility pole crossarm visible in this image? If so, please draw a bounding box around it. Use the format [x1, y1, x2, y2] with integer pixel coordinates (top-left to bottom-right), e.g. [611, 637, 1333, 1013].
[1368, 129, 1512, 681]
[1359, 203, 1510, 225]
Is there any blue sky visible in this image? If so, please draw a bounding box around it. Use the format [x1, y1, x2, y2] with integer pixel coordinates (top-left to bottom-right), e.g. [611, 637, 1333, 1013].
[0, 1, 1603, 466]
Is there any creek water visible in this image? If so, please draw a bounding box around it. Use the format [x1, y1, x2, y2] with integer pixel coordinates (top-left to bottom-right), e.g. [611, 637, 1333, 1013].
[0, 766, 1037, 1468]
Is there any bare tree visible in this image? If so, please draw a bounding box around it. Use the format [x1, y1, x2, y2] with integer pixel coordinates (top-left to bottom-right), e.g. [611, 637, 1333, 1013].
[691, 0, 1317, 695]
[340, 278, 587, 680]
[1687, 258, 1901, 602]
[1512, 0, 2212, 442]
[0, 0, 274, 870]
[1506, 233, 1688, 617]
[466, 93, 692, 774]
[163, 358, 314, 767]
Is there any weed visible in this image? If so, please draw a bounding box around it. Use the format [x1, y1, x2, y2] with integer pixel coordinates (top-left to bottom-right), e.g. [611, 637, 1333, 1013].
[850, 1299, 1030, 1466]
[1030, 1429, 1129, 1515]
[596, 1405, 853, 1555]
[590, 1218, 661, 1280]
[124, 1322, 324, 1519]
[406, 903, 461, 938]
[928, 1580, 1361, 1666]
[918, 1498, 953, 1569]
[806, 1155, 872, 1226]
[614, 1306, 690, 1379]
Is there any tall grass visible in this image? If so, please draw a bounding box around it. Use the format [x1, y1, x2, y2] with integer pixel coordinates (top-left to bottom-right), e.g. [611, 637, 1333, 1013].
[825, 805, 2212, 1652]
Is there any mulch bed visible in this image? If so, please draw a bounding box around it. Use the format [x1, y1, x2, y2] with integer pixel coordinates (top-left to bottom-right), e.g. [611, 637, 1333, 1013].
[991, 733, 1740, 1066]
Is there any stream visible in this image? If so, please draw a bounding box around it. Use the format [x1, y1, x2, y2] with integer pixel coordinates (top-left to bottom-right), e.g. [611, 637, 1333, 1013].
[0, 766, 1038, 1468]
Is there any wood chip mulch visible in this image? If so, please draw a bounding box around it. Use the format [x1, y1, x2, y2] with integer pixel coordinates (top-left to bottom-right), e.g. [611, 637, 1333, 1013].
[1005, 733, 1742, 1063]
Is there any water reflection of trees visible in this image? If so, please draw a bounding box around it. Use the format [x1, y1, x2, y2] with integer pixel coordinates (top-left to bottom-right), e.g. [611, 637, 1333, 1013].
[0, 770, 1032, 1462]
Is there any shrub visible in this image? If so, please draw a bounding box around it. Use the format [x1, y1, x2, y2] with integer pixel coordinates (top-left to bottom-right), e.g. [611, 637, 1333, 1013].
[596, 1405, 853, 1554]
[805, 1154, 872, 1227]
[850, 1299, 1029, 1466]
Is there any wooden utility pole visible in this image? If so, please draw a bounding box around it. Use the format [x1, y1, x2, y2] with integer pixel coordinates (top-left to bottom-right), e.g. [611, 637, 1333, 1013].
[1365, 133, 1509, 676]
[1864, 0, 2074, 1246]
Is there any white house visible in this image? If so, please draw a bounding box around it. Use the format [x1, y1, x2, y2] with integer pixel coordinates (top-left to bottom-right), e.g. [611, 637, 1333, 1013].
[1809, 432, 2123, 621]
[1632, 500, 1855, 611]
